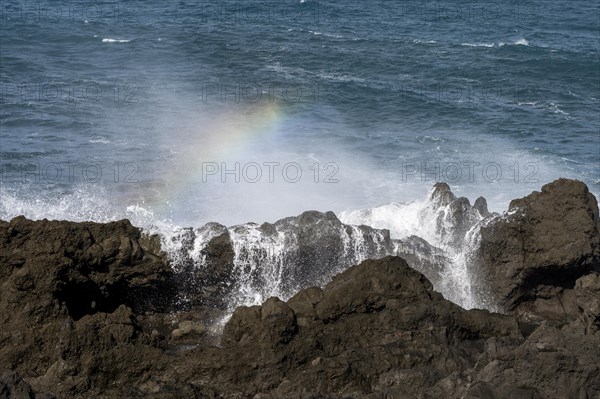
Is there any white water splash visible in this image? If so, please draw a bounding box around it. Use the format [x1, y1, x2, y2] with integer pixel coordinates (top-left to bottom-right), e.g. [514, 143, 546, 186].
[0, 183, 490, 311]
[227, 223, 290, 307]
[339, 186, 487, 309]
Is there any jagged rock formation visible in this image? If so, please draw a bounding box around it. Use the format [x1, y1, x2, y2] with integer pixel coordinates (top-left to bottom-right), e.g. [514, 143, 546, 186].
[217, 256, 522, 398]
[0, 217, 210, 398]
[0, 370, 56, 399]
[479, 178, 600, 317]
[217, 256, 599, 398]
[0, 179, 598, 398]
[425, 182, 492, 250]
[0, 217, 174, 395]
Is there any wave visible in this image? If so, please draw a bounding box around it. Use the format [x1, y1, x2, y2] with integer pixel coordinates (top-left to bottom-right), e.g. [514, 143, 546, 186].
[264, 63, 309, 79]
[312, 31, 344, 39]
[514, 38, 529, 46]
[0, 181, 494, 313]
[102, 38, 130, 43]
[545, 102, 569, 116]
[316, 71, 365, 83]
[461, 42, 495, 48]
[461, 39, 529, 48]
[339, 184, 492, 309]
[88, 136, 111, 144]
[497, 38, 530, 47]
[413, 39, 437, 44]
[152, 182, 495, 313]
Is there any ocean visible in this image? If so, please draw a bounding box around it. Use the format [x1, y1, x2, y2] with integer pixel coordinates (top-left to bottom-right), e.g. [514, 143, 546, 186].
[1, 0, 599, 309]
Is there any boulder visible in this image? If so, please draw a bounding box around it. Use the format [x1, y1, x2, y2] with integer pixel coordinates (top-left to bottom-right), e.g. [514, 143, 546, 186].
[209, 257, 526, 398]
[479, 178, 600, 315]
[0, 371, 57, 399]
[0, 217, 175, 398]
[204, 255, 600, 398]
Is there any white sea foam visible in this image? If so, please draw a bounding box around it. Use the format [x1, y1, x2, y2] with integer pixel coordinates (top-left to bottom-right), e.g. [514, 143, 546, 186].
[514, 38, 529, 46]
[339, 190, 486, 309]
[89, 137, 111, 144]
[461, 42, 495, 48]
[462, 39, 529, 48]
[102, 38, 130, 43]
[546, 102, 569, 116]
[413, 39, 436, 44]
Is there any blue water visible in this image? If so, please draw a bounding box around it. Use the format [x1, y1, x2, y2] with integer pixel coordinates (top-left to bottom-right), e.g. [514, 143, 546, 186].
[1, 0, 599, 226]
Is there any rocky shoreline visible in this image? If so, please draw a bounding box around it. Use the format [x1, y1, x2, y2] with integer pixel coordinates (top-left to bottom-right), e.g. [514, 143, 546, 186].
[1, 178, 599, 398]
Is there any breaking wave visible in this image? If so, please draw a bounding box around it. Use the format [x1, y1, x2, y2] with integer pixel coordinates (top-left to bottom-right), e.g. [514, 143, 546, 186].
[0, 181, 497, 313]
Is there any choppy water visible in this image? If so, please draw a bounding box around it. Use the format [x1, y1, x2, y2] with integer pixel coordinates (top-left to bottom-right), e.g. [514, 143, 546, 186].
[1, 0, 599, 310]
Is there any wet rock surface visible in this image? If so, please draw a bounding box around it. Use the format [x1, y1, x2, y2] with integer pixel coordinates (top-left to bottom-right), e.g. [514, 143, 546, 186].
[170, 209, 450, 311]
[426, 182, 492, 251]
[0, 178, 598, 398]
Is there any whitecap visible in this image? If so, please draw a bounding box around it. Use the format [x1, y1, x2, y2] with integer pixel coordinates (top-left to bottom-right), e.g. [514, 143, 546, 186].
[102, 38, 130, 43]
[413, 39, 436, 44]
[546, 102, 569, 116]
[316, 71, 365, 83]
[89, 137, 111, 144]
[499, 39, 529, 47]
[517, 101, 537, 106]
[264, 63, 308, 79]
[461, 42, 494, 48]
[560, 157, 583, 164]
[306, 30, 343, 39]
[514, 38, 529, 46]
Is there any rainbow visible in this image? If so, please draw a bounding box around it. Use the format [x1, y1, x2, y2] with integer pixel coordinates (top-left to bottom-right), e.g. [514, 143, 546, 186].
[148, 102, 285, 215]
[190, 102, 284, 160]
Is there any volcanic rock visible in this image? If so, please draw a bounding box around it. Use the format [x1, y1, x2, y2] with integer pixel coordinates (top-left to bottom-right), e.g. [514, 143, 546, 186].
[1, 179, 599, 398]
[479, 178, 600, 316]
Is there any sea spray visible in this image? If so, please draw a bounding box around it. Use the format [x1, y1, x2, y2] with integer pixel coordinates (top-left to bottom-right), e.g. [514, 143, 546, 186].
[0, 181, 495, 313]
[145, 183, 492, 314]
[339, 183, 491, 309]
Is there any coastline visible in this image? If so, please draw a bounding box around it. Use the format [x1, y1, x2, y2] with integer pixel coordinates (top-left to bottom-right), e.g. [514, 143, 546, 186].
[1, 178, 599, 398]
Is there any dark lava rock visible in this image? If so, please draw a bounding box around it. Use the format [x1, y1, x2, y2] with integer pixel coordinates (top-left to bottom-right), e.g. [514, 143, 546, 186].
[189, 257, 522, 398]
[0, 216, 174, 319]
[0, 371, 56, 399]
[479, 178, 600, 315]
[0, 217, 176, 398]
[197, 256, 600, 398]
[1, 178, 599, 398]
